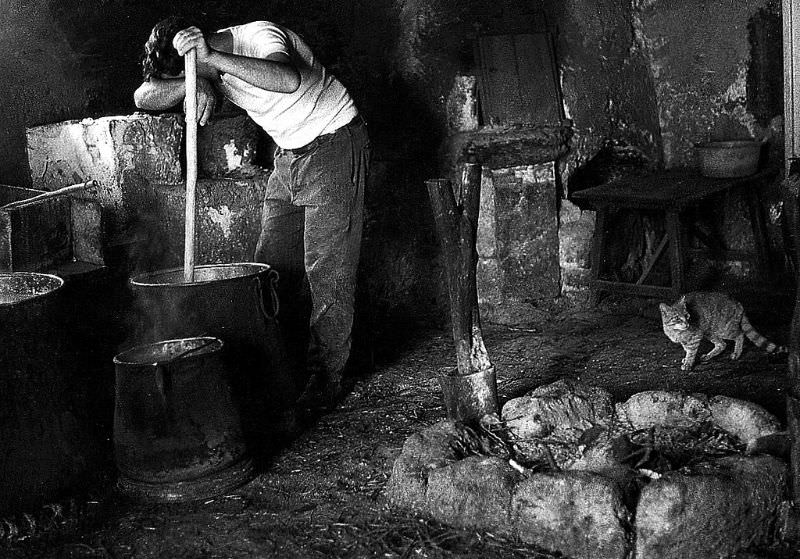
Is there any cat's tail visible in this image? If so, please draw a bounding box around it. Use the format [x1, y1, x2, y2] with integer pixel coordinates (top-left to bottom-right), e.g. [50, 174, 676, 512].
[741, 315, 787, 353]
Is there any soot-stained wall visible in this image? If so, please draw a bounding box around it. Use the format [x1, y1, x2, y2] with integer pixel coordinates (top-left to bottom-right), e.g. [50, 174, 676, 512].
[638, 0, 783, 168]
[545, 0, 662, 177]
[0, 0, 787, 326]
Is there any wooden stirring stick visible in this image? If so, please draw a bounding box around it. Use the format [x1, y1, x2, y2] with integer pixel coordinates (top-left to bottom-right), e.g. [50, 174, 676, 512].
[183, 48, 198, 283]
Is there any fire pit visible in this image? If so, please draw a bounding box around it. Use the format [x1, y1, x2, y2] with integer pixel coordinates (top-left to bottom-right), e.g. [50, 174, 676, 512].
[386, 380, 787, 559]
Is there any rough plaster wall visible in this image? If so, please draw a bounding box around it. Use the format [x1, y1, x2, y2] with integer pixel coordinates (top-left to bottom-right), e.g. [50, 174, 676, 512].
[546, 0, 662, 180]
[638, 0, 778, 169]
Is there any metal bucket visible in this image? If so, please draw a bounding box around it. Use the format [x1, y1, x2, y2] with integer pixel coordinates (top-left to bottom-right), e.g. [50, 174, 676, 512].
[0, 272, 101, 514]
[113, 336, 255, 502]
[129, 263, 298, 447]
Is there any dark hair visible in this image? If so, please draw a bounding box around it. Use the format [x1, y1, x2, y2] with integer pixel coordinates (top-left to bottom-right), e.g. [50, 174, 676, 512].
[141, 16, 195, 80]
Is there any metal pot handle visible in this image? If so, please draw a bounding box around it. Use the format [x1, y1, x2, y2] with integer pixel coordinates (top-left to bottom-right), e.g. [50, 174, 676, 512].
[255, 269, 280, 320]
[154, 364, 171, 405]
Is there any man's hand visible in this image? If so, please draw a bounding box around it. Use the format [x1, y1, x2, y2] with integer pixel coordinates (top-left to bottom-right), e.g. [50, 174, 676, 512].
[173, 26, 212, 64]
[184, 77, 217, 126]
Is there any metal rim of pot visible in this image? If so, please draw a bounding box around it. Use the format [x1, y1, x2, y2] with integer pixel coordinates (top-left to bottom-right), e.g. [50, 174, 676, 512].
[0, 272, 64, 306]
[129, 262, 273, 288]
[113, 336, 224, 367]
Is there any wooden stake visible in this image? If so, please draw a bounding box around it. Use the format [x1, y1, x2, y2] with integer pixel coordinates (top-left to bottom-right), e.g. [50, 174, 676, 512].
[426, 164, 492, 375]
[426, 163, 497, 422]
[183, 49, 198, 284]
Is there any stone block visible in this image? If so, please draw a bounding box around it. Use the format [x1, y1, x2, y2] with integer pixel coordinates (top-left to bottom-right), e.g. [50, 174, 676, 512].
[635, 455, 786, 559]
[477, 171, 497, 258]
[503, 379, 615, 439]
[491, 163, 559, 299]
[561, 264, 591, 295]
[475, 161, 562, 323]
[616, 391, 711, 430]
[709, 395, 782, 448]
[138, 174, 268, 271]
[445, 75, 479, 132]
[511, 471, 630, 559]
[26, 114, 183, 229]
[70, 198, 104, 266]
[198, 114, 259, 178]
[426, 456, 519, 532]
[476, 257, 503, 306]
[559, 200, 595, 267]
[0, 185, 70, 271]
[384, 420, 462, 511]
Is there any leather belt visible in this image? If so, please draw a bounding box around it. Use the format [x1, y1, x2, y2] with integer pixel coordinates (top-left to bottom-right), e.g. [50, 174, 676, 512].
[284, 114, 365, 156]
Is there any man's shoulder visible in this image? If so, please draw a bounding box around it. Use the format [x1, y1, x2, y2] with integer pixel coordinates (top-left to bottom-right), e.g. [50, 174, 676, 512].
[226, 21, 279, 34]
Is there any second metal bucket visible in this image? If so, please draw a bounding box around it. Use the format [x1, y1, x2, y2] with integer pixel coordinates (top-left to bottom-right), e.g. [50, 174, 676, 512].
[113, 336, 254, 502]
[129, 263, 298, 448]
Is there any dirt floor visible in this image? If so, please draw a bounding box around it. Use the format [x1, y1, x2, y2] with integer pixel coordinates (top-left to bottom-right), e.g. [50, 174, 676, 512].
[2, 281, 798, 559]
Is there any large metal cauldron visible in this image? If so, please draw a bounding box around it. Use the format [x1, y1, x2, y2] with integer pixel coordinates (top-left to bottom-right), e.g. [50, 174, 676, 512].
[129, 263, 298, 448]
[0, 272, 100, 514]
[113, 336, 254, 502]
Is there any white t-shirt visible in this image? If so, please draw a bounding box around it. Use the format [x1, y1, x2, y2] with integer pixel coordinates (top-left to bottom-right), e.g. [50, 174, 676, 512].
[217, 21, 357, 149]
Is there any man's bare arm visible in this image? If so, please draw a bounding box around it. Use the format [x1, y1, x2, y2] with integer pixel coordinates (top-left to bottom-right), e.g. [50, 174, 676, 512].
[134, 77, 186, 110]
[134, 77, 217, 125]
[206, 51, 300, 93]
[173, 26, 301, 94]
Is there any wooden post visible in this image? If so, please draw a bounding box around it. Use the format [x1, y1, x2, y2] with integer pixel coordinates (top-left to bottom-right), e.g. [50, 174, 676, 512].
[780, 165, 800, 540]
[426, 163, 498, 423]
[783, 170, 800, 500]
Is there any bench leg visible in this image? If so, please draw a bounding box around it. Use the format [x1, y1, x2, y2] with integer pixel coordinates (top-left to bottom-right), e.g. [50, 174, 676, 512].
[666, 210, 685, 298]
[745, 188, 772, 281]
[589, 207, 608, 305]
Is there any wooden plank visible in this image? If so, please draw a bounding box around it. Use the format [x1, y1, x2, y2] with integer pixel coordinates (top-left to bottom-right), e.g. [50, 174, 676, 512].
[570, 169, 776, 210]
[636, 234, 668, 285]
[477, 35, 519, 125]
[476, 33, 562, 126]
[665, 211, 684, 296]
[514, 34, 562, 124]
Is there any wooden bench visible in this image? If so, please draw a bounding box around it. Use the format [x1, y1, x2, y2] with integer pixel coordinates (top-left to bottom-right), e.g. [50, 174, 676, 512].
[569, 169, 776, 300]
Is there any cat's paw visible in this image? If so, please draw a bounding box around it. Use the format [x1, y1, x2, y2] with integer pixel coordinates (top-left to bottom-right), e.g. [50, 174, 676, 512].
[681, 362, 693, 371]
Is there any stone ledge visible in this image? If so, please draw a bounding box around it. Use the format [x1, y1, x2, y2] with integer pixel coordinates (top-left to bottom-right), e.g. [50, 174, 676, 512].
[446, 124, 572, 169]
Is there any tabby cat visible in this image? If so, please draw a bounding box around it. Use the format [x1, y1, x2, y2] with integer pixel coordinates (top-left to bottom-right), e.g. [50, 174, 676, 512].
[659, 291, 786, 371]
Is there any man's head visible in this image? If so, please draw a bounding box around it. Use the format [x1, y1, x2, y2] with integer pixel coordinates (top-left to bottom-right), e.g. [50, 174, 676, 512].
[141, 16, 198, 80]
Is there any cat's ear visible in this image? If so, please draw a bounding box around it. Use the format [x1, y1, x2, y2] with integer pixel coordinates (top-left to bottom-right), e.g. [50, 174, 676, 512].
[659, 303, 670, 316]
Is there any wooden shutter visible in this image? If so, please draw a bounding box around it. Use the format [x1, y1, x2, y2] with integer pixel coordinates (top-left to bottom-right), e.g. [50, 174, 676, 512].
[476, 33, 563, 126]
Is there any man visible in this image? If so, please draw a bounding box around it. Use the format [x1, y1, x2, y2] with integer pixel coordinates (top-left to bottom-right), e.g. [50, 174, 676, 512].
[135, 17, 370, 406]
